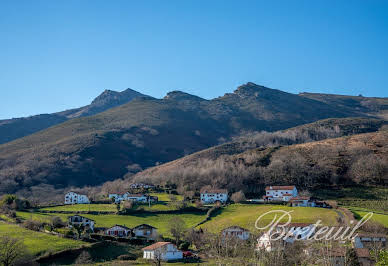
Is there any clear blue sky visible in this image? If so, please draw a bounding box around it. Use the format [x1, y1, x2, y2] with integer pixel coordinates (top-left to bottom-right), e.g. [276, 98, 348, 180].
[1, 0, 387, 119]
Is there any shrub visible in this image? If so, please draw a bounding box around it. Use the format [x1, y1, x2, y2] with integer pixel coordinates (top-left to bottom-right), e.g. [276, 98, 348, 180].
[179, 241, 190, 251]
[23, 219, 43, 231]
[117, 254, 137, 260]
[231, 191, 246, 203]
[51, 216, 65, 228]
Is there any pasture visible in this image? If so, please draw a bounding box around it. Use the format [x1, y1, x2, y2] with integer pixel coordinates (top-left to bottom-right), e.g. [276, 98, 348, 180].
[199, 204, 339, 233]
[0, 221, 85, 256]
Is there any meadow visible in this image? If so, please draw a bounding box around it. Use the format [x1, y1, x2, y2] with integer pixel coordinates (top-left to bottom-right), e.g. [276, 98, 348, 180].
[199, 204, 339, 233]
[0, 221, 85, 256]
[40, 204, 117, 212]
[347, 207, 388, 228]
[17, 211, 207, 237]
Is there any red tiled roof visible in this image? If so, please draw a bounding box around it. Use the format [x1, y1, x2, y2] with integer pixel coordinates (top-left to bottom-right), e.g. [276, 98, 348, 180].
[290, 196, 310, 201]
[200, 188, 228, 194]
[355, 248, 370, 258]
[265, 186, 296, 190]
[283, 193, 292, 196]
[142, 242, 172, 250]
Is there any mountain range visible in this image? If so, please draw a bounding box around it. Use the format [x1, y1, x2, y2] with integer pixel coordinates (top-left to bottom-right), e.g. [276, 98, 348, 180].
[0, 88, 148, 145]
[0, 82, 387, 198]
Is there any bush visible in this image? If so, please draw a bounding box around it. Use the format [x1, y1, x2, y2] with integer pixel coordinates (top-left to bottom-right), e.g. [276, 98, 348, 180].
[51, 216, 65, 228]
[117, 254, 137, 260]
[23, 219, 44, 231]
[179, 241, 190, 251]
[231, 191, 246, 203]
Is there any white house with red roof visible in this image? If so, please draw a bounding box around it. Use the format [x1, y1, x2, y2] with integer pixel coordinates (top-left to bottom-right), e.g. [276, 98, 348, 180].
[263, 186, 298, 202]
[142, 242, 183, 261]
[200, 188, 228, 204]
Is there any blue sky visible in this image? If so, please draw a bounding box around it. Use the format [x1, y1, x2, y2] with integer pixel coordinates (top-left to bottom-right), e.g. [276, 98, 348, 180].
[1, 0, 387, 119]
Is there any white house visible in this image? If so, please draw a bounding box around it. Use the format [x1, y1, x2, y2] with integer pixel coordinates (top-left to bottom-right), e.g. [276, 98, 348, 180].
[133, 224, 158, 240]
[142, 242, 183, 261]
[68, 215, 95, 231]
[263, 186, 298, 201]
[65, 192, 90, 204]
[105, 225, 132, 238]
[108, 193, 149, 203]
[289, 196, 316, 207]
[222, 226, 250, 241]
[200, 188, 228, 204]
[256, 223, 315, 251]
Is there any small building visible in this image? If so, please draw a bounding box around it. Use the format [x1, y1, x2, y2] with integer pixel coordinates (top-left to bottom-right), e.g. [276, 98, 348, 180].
[142, 242, 183, 261]
[105, 225, 132, 238]
[355, 248, 373, 266]
[109, 193, 149, 203]
[256, 223, 315, 251]
[352, 233, 387, 249]
[133, 224, 158, 240]
[126, 193, 148, 203]
[319, 247, 346, 266]
[200, 188, 228, 204]
[65, 191, 90, 204]
[221, 226, 250, 241]
[68, 215, 95, 231]
[289, 196, 316, 207]
[130, 183, 155, 189]
[263, 186, 298, 202]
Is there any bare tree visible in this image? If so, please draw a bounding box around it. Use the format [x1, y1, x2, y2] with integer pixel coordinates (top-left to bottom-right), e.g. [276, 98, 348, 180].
[169, 217, 186, 245]
[0, 236, 28, 266]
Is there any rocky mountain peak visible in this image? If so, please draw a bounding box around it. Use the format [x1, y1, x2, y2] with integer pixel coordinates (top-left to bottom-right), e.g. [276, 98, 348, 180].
[164, 91, 204, 101]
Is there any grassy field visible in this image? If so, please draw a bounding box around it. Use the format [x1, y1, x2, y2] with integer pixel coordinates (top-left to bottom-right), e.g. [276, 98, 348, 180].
[40, 204, 117, 212]
[313, 186, 388, 213]
[199, 204, 339, 233]
[149, 192, 184, 202]
[17, 211, 206, 237]
[347, 207, 388, 228]
[0, 221, 85, 256]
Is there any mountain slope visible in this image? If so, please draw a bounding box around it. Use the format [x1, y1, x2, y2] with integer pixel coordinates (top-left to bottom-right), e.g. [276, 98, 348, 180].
[132, 128, 388, 195]
[0, 88, 149, 145]
[0, 83, 386, 195]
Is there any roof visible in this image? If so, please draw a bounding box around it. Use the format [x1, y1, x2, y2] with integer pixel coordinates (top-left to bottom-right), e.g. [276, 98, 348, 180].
[265, 186, 296, 191]
[319, 247, 346, 257]
[106, 224, 131, 230]
[283, 193, 292, 196]
[68, 215, 95, 222]
[290, 196, 311, 201]
[222, 226, 250, 232]
[142, 242, 172, 250]
[126, 194, 146, 197]
[200, 188, 228, 194]
[355, 248, 370, 258]
[133, 223, 156, 229]
[357, 233, 387, 238]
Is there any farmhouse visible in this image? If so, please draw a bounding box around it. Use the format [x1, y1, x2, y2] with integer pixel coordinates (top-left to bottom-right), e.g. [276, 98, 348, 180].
[64, 191, 90, 204]
[263, 185, 298, 202]
[105, 225, 132, 237]
[289, 196, 316, 207]
[222, 226, 250, 241]
[133, 224, 158, 240]
[142, 242, 183, 261]
[200, 188, 228, 204]
[68, 215, 95, 231]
